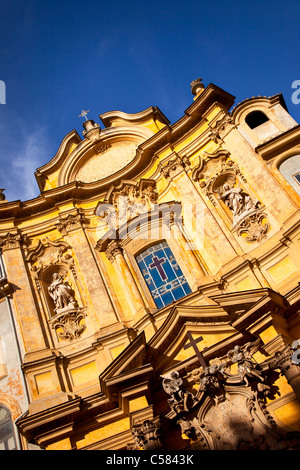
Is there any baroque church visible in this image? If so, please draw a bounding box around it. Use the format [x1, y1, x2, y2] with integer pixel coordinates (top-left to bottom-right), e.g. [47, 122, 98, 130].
[0, 78, 300, 450]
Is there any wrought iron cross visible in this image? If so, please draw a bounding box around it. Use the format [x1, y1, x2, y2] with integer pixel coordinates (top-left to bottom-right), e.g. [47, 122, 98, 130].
[78, 109, 90, 121]
[183, 332, 207, 369]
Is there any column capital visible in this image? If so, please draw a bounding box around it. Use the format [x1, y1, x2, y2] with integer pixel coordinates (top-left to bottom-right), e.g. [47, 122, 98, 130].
[0, 232, 27, 252]
[56, 210, 88, 236]
[105, 240, 124, 263]
[159, 155, 191, 180]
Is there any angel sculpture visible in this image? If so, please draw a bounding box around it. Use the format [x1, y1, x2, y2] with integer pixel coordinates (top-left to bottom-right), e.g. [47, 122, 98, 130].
[162, 371, 197, 415]
[227, 343, 264, 386]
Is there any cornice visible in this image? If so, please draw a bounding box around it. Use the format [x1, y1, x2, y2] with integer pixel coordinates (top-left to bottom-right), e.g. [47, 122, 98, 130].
[99, 105, 170, 128]
[255, 123, 300, 160]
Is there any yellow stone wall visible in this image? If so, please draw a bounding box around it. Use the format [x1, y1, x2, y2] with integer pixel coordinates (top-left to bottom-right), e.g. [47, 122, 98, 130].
[1, 86, 300, 449]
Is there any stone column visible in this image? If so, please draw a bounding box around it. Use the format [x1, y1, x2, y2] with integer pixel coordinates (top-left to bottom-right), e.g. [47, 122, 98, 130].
[105, 241, 147, 323]
[57, 211, 119, 329]
[0, 232, 48, 356]
[163, 212, 205, 287]
[270, 343, 300, 403]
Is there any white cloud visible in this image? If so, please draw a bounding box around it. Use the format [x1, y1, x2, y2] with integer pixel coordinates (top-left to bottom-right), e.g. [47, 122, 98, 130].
[3, 127, 49, 202]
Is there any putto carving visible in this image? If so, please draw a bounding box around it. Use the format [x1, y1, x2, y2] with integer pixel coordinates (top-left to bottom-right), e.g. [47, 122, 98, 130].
[191, 363, 227, 404]
[162, 340, 300, 450]
[227, 343, 265, 386]
[162, 371, 198, 417]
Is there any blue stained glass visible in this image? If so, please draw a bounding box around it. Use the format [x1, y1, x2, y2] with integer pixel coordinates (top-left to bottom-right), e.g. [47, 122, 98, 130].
[136, 241, 192, 309]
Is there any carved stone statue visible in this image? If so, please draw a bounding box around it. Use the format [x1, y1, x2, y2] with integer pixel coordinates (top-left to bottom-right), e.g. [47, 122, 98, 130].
[48, 273, 77, 312]
[227, 344, 264, 386]
[221, 183, 258, 224]
[162, 371, 197, 416]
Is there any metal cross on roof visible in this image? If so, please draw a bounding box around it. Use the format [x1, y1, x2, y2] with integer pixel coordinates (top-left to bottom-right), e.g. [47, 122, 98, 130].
[78, 109, 90, 121]
[183, 331, 207, 369]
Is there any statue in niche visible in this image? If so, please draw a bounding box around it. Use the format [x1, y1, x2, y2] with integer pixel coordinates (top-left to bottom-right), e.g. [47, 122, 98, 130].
[220, 182, 258, 225]
[48, 273, 78, 312]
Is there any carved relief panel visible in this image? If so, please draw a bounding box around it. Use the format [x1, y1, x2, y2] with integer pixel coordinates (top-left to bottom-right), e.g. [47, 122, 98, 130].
[162, 340, 300, 450]
[95, 178, 158, 233]
[26, 238, 87, 342]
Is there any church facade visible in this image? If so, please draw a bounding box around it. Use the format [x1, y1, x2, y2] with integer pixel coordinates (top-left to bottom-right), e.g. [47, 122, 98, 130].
[0, 79, 300, 450]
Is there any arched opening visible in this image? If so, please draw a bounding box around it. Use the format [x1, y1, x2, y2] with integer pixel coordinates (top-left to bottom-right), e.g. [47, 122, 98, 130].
[245, 111, 269, 129]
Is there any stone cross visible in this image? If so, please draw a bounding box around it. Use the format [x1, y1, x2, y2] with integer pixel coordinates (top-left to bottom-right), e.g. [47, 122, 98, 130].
[183, 332, 207, 369]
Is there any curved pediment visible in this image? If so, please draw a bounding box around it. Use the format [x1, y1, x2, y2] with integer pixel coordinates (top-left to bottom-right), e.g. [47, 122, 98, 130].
[35, 107, 169, 193]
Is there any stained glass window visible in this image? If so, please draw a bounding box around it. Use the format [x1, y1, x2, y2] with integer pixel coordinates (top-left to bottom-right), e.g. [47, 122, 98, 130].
[136, 241, 192, 309]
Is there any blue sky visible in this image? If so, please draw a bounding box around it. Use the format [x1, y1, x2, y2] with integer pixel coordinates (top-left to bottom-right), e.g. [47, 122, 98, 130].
[0, 0, 299, 202]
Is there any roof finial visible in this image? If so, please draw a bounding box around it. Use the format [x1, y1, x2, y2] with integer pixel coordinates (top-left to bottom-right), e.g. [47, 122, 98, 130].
[78, 109, 90, 121]
[191, 78, 205, 97]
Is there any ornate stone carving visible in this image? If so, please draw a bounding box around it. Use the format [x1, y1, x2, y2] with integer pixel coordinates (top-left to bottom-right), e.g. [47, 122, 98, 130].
[159, 155, 191, 180]
[162, 371, 198, 417]
[26, 237, 86, 341]
[192, 150, 270, 242]
[227, 343, 265, 386]
[48, 308, 87, 341]
[192, 150, 246, 206]
[105, 241, 123, 263]
[26, 238, 73, 281]
[0, 232, 26, 251]
[94, 143, 111, 154]
[162, 340, 300, 450]
[236, 210, 270, 243]
[56, 211, 88, 236]
[131, 418, 163, 450]
[209, 115, 234, 144]
[96, 179, 157, 231]
[191, 363, 227, 404]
